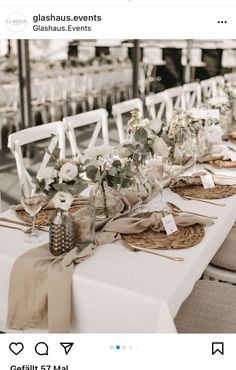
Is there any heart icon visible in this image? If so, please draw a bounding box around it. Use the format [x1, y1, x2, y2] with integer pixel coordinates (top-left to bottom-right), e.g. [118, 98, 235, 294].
[9, 342, 24, 355]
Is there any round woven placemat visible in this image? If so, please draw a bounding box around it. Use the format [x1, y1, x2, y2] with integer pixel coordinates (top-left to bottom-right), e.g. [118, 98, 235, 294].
[209, 159, 236, 168]
[171, 184, 236, 199]
[15, 206, 82, 226]
[122, 222, 204, 250]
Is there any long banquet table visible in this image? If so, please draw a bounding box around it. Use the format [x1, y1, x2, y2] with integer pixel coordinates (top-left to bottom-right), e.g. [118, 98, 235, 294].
[1, 166, 236, 333]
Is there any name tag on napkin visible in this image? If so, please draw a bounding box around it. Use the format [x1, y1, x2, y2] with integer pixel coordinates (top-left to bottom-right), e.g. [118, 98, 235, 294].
[162, 214, 178, 235]
[201, 174, 215, 189]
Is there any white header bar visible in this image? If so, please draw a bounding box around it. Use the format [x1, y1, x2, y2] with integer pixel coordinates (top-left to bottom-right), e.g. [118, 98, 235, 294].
[0, 6, 234, 39]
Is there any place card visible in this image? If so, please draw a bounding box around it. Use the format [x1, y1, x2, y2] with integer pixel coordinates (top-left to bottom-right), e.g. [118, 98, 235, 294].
[162, 214, 178, 235]
[200, 174, 215, 189]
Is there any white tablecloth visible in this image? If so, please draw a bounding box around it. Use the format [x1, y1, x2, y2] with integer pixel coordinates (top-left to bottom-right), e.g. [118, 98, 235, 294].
[1, 169, 236, 333]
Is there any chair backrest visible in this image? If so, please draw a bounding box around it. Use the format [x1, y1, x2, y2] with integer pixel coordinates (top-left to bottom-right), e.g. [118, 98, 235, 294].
[211, 76, 225, 96]
[63, 108, 109, 159]
[8, 121, 65, 188]
[145, 91, 169, 122]
[200, 78, 216, 101]
[183, 82, 201, 109]
[166, 86, 186, 123]
[112, 98, 144, 143]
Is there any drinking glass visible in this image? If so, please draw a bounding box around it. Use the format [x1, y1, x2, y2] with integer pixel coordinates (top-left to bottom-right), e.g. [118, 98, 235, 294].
[149, 155, 171, 210]
[175, 127, 191, 166]
[73, 203, 95, 250]
[20, 183, 46, 243]
[190, 128, 208, 174]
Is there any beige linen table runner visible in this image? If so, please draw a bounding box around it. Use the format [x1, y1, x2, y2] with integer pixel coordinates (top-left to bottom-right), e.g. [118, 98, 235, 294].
[7, 193, 213, 333]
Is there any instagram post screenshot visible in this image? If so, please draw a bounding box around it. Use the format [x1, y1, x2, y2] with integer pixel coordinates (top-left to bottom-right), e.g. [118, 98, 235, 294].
[0, 1, 236, 369]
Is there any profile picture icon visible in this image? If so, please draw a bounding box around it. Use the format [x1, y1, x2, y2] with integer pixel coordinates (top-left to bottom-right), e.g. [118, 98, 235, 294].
[6, 12, 27, 32]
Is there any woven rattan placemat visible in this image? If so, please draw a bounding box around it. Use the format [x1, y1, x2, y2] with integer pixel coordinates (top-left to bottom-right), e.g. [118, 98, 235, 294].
[171, 184, 236, 199]
[122, 221, 204, 250]
[15, 206, 82, 226]
[209, 159, 236, 168]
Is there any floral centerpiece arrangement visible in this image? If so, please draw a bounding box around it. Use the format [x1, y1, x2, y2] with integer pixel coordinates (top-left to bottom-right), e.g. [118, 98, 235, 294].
[223, 82, 236, 102]
[84, 144, 135, 218]
[223, 82, 236, 121]
[167, 108, 221, 164]
[33, 149, 88, 210]
[205, 95, 233, 134]
[119, 108, 170, 162]
[206, 95, 231, 113]
[168, 108, 220, 141]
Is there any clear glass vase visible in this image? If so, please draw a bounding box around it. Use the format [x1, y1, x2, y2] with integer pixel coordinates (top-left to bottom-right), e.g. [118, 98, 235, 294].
[90, 183, 122, 220]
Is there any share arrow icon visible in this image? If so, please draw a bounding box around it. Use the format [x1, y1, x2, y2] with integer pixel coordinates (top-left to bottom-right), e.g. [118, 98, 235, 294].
[60, 342, 74, 355]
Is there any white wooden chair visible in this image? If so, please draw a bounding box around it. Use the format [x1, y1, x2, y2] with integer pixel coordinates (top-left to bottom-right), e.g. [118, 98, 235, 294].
[183, 82, 201, 110]
[8, 121, 65, 188]
[211, 75, 225, 96]
[166, 86, 186, 123]
[145, 91, 169, 122]
[200, 78, 216, 101]
[63, 108, 109, 159]
[112, 98, 144, 143]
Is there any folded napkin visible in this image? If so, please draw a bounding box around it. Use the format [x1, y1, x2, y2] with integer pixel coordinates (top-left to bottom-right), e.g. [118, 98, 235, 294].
[227, 130, 236, 138]
[199, 144, 232, 163]
[170, 173, 236, 187]
[100, 210, 213, 236]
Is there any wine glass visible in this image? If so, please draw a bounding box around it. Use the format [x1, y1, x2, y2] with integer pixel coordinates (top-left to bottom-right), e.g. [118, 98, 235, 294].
[130, 158, 151, 215]
[20, 183, 46, 243]
[190, 128, 207, 174]
[148, 155, 171, 210]
[174, 127, 191, 166]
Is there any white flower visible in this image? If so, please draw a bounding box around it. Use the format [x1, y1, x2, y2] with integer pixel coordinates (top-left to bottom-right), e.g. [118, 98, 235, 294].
[37, 167, 57, 181]
[52, 191, 74, 211]
[58, 162, 78, 182]
[152, 137, 170, 158]
[37, 167, 57, 190]
[84, 145, 114, 159]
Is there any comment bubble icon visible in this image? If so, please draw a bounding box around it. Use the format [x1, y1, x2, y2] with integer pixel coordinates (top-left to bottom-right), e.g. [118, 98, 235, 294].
[35, 342, 49, 356]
